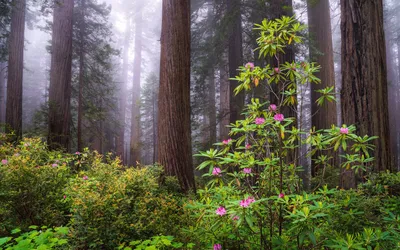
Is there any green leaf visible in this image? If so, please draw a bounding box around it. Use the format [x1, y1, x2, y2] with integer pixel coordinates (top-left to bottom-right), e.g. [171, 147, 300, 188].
[161, 238, 171, 246]
[245, 215, 254, 228]
[308, 232, 317, 245]
[11, 228, 21, 234]
[0, 237, 11, 246]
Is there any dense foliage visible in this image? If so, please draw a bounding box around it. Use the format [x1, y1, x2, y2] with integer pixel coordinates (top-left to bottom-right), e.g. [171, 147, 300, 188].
[0, 138, 188, 249]
[0, 16, 399, 250]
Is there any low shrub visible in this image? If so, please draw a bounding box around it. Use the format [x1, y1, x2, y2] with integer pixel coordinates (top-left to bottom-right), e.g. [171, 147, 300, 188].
[65, 153, 187, 249]
[0, 226, 69, 250]
[0, 138, 72, 234]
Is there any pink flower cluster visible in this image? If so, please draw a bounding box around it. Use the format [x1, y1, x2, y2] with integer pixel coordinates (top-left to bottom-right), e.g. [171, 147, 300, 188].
[340, 127, 349, 134]
[214, 244, 222, 250]
[222, 139, 232, 145]
[255, 117, 265, 125]
[269, 104, 277, 111]
[240, 197, 256, 208]
[274, 113, 284, 122]
[245, 62, 254, 70]
[212, 167, 222, 176]
[245, 143, 251, 149]
[83, 176, 89, 180]
[215, 206, 226, 216]
[1, 159, 7, 165]
[243, 168, 252, 174]
[278, 193, 285, 199]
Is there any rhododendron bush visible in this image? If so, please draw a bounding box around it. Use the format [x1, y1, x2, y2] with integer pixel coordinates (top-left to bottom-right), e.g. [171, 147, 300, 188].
[185, 16, 399, 249]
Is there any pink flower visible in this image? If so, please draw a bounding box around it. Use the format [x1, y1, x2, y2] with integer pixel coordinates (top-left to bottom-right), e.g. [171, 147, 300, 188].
[245, 62, 254, 70]
[243, 168, 252, 174]
[212, 167, 222, 176]
[269, 104, 277, 111]
[232, 215, 239, 221]
[240, 199, 250, 208]
[240, 197, 255, 208]
[222, 139, 232, 145]
[83, 176, 88, 180]
[340, 127, 349, 134]
[1, 159, 7, 165]
[63, 195, 66, 199]
[52, 163, 58, 167]
[214, 244, 222, 250]
[216, 206, 226, 216]
[274, 67, 280, 74]
[75, 151, 81, 155]
[273, 113, 284, 122]
[247, 197, 255, 203]
[278, 193, 285, 199]
[255, 117, 265, 125]
[245, 143, 251, 149]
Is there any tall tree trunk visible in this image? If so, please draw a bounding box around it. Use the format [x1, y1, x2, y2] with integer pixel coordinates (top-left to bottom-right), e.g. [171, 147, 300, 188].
[130, 6, 142, 166]
[227, 0, 244, 124]
[208, 69, 216, 146]
[385, 17, 399, 171]
[158, 0, 195, 192]
[116, 15, 131, 164]
[397, 39, 400, 171]
[0, 62, 6, 125]
[77, 0, 86, 152]
[6, 0, 25, 141]
[152, 83, 157, 163]
[307, 0, 337, 188]
[340, 0, 392, 188]
[48, 0, 74, 151]
[219, 55, 230, 140]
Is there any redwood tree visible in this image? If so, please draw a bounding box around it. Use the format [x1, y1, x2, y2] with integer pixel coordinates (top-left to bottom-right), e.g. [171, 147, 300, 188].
[341, 0, 392, 188]
[48, 0, 74, 150]
[227, 0, 244, 124]
[158, 0, 195, 192]
[130, 4, 142, 166]
[116, 14, 131, 164]
[307, 0, 337, 185]
[6, 0, 25, 140]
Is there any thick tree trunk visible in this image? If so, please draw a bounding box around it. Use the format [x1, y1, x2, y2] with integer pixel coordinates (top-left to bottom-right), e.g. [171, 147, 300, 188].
[130, 6, 142, 166]
[77, 0, 86, 152]
[48, 0, 74, 151]
[158, 0, 195, 192]
[227, 0, 244, 124]
[6, 0, 25, 140]
[307, 0, 337, 188]
[340, 0, 392, 188]
[219, 55, 230, 140]
[385, 21, 399, 171]
[116, 15, 131, 164]
[396, 40, 400, 171]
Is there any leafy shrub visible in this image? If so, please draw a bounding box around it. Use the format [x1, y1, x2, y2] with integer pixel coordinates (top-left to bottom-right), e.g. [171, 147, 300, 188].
[185, 16, 400, 249]
[0, 226, 69, 250]
[119, 235, 194, 250]
[0, 138, 73, 234]
[66, 154, 187, 249]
